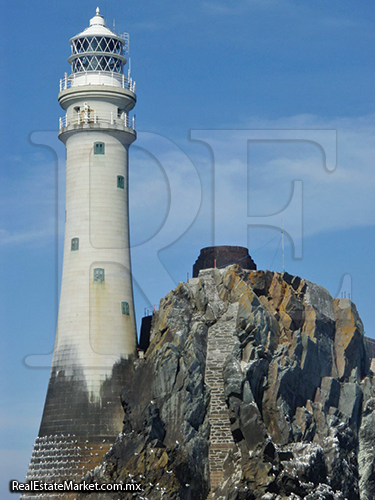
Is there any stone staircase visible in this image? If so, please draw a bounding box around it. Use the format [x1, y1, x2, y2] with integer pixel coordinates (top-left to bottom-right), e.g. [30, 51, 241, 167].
[201, 271, 240, 498]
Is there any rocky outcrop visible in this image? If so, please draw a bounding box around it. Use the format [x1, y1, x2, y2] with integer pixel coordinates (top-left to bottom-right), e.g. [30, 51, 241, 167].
[79, 266, 375, 499]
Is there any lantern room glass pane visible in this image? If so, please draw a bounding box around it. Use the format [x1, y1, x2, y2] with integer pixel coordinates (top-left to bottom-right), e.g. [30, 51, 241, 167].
[71, 54, 123, 73]
[90, 37, 99, 51]
[82, 38, 89, 51]
[71, 36, 124, 56]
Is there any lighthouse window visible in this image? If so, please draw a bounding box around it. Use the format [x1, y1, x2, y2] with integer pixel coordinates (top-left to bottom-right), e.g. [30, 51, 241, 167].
[117, 175, 125, 189]
[71, 238, 79, 251]
[122, 302, 130, 315]
[94, 142, 105, 155]
[93, 268, 105, 282]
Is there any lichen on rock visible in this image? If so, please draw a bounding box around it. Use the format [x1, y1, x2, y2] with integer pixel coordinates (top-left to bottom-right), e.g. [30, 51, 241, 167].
[78, 265, 375, 500]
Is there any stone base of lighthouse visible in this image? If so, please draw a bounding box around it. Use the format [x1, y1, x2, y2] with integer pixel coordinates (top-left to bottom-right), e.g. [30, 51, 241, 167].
[23, 357, 134, 498]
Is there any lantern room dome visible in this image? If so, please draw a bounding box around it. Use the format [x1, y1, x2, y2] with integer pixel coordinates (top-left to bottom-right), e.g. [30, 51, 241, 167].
[72, 7, 115, 37]
[90, 7, 106, 27]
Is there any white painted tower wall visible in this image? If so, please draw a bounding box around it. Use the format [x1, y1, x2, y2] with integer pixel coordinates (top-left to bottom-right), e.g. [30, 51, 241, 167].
[55, 9, 137, 401]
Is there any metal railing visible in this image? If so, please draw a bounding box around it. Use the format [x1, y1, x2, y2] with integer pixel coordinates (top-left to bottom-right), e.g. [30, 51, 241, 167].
[59, 72, 136, 92]
[59, 111, 136, 131]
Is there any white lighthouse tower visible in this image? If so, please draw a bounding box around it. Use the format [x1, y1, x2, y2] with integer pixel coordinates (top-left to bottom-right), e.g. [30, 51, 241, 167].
[55, 5, 137, 402]
[25, 8, 138, 489]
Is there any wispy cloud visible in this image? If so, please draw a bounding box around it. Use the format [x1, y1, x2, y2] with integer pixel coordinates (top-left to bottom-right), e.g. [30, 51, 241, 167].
[191, 113, 375, 241]
[0, 225, 56, 247]
[4, 114, 374, 256]
[202, 0, 287, 15]
[131, 20, 163, 32]
[0, 156, 64, 249]
[202, 2, 234, 15]
[319, 17, 361, 29]
[133, 113, 375, 255]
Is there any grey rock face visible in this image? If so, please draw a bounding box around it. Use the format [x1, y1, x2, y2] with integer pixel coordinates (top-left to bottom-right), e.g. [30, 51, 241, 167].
[78, 266, 374, 500]
[358, 398, 375, 500]
[338, 382, 363, 425]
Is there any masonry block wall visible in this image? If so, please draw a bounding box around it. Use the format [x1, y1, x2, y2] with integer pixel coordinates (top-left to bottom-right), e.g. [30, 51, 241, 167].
[193, 246, 256, 278]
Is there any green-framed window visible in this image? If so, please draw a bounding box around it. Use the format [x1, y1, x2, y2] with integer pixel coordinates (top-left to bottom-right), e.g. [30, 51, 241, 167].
[94, 142, 105, 155]
[93, 268, 105, 282]
[121, 301, 129, 315]
[117, 175, 125, 189]
[71, 237, 79, 251]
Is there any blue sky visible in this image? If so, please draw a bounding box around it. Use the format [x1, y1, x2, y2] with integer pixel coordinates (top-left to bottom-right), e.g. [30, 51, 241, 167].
[1, 1, 374, 497]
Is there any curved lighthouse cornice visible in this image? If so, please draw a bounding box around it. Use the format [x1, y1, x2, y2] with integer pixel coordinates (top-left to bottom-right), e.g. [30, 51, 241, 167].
[58, 85, 136, 110]
[58, 85, 137, 141]
[58, 123, 136, 145]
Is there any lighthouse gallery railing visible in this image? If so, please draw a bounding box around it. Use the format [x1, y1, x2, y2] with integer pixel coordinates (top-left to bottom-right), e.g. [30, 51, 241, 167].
[59, 111, 135, 131]
[59, 72, 136, 92]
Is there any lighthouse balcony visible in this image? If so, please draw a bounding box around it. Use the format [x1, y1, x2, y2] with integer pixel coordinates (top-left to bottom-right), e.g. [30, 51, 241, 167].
[58, 111, 136, 134]
[59, 72, 136, 92]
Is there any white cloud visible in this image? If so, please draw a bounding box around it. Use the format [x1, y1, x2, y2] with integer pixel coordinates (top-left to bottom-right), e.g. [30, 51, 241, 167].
[0, 157, 64, 248]
[250, 114, 375, 237]
[202, 0, 289, 15]
[0, 226, 56, 247]
[4, 114, 374, 256]
[131, 20, 163, 32]
[319, 17, 362, 29]
[138, 113, 375, 253]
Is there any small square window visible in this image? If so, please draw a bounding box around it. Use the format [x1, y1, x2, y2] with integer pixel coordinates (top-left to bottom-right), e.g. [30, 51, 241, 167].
[117, 175, 124, 189]
[94, 142, 105, 155]
[71, 237, 79, 251]
[121, 301, 129, 315]
[94, 268, 105, 282]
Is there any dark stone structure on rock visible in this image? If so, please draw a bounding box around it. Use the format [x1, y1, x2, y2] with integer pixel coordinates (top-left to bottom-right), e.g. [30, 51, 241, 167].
[193, 246, 256, 278]
[78, 265, 375, 500]
[139, 314, 152, 352]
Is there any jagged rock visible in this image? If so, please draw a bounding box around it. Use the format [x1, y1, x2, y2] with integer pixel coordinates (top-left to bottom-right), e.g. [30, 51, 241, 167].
[224, 357, 243, 400]
[238, 402, 268, 450]
[334, 298, 368, 381]
[315, 377, 340, 412]
[144, 404, 166, 444]
[338, 382, 363, 426]
[358, 398, 375, 500]
[245, 357, 269, 411]
[304, 484, 345, 500]
[77, 266, 374, 500]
